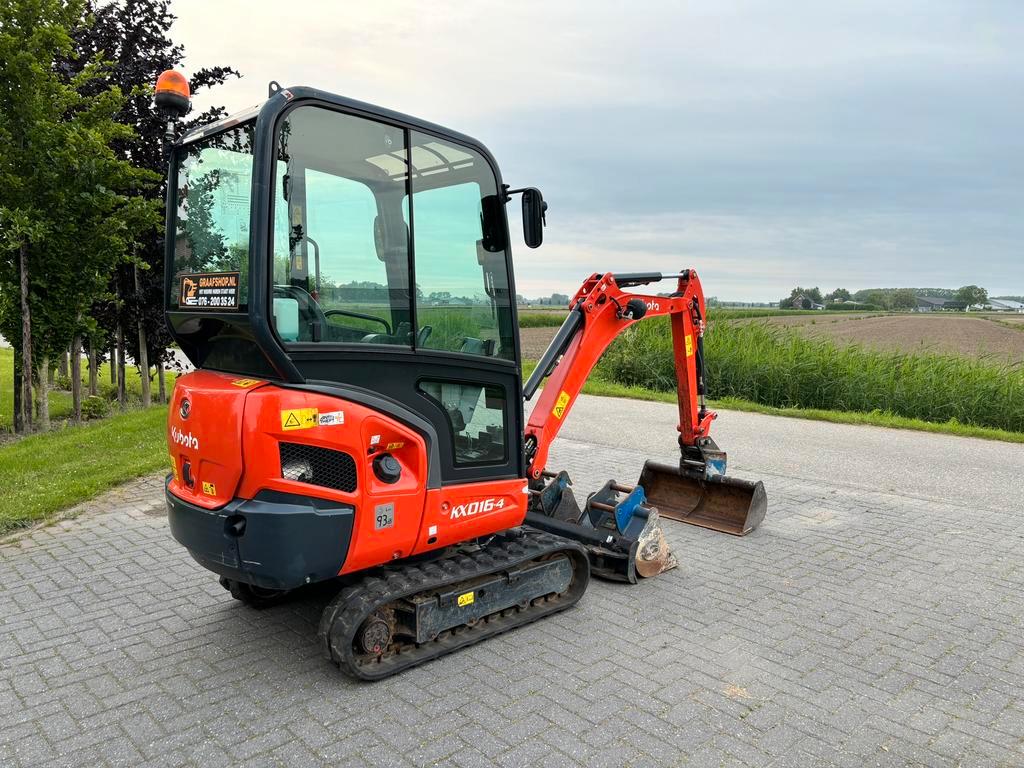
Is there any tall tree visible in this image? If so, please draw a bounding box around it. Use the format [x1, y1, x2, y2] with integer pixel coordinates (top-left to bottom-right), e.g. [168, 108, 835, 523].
[891, 288, 918, 311]
[0, 0, 158, 431]
[956, 285, 988, 309]
[73, 0, 239, 403]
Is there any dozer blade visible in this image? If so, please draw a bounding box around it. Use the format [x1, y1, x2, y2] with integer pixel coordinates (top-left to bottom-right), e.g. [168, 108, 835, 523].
[638, 460, 767, 536]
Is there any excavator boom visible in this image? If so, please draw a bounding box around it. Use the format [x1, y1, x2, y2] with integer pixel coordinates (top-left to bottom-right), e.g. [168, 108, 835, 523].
[522, 269, 766, 580]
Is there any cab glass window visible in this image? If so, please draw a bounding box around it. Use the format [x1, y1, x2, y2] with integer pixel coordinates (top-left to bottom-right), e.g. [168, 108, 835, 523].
[418, 380, 507, 465]
[408, 132, 514, 360]
[271, 107, 412, 344]
[170, 123, 254, 309]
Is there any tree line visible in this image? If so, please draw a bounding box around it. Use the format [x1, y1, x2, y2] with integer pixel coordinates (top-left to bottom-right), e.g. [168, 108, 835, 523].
[0, 0, 238, 433]
[779, 285, 990, 310]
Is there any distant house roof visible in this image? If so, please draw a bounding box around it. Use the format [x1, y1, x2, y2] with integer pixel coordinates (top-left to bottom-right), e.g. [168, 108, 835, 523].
[991, 299, 1024, 310]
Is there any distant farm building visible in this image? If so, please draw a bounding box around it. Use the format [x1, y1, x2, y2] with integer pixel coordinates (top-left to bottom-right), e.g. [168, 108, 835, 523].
[915, 295, 965, 312]
[989, 299, 1024, 313]
[792, 294, 825, 310]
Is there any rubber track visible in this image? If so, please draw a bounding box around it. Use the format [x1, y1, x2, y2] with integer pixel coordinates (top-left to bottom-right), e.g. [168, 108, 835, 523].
[317, 529, 590, 681]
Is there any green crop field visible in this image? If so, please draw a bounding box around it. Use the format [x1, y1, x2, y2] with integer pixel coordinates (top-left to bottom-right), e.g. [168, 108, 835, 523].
[595, 318, 1024, 434]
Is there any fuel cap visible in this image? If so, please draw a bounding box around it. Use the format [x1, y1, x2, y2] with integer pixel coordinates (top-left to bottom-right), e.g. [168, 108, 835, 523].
[373, 453, 401, 484]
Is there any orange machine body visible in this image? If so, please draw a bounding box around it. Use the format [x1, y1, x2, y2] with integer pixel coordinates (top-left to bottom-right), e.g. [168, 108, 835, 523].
[166, 371, 526, 584]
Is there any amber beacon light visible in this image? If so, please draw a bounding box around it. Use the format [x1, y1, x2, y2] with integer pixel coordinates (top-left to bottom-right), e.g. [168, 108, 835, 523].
[155, 69, 191, 117]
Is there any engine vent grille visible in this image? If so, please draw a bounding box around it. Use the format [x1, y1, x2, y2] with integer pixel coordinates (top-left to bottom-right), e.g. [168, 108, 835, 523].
[279, 442, 357, 493]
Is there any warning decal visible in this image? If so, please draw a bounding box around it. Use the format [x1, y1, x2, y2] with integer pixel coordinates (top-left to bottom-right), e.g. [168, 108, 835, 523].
[457, 591, 475, 607]
[552, 390, 571, 420]
[179, 271, 240, 310]
[202, 481, 216, 496]
[685, 334, 694, 357]
[231, 378, 262, 388]
[317, 410, 344, 426]
[281, 408, 318, 431]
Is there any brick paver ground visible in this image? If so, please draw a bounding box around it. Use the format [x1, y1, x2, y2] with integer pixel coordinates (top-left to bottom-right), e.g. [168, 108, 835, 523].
[2, 434, 1023, 767]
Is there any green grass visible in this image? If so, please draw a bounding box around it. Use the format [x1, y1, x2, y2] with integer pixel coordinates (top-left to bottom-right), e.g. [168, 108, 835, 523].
[518, 311, 569, 328]
[0, 405, 170, 535]
[0, 347, 173, 432]
[516, 307, 869, 329]
[521, 360, 1024, 444]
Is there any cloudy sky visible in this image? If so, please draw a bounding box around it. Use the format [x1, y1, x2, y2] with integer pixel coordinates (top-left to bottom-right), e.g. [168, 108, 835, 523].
[172, 0, 1023, 301]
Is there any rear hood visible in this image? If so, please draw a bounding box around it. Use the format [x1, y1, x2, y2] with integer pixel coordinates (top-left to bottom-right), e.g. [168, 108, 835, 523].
[167, 372, 268, 509]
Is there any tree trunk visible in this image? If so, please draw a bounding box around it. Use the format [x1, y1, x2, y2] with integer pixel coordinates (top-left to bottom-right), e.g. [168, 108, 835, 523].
[19, 239, 33, 432]
[115, 321, 127, 408]
[135, 265, 151, 408]
[71, 334, 82, 424]
[88, 343, 98, 396]
[13, 355, 23, 434]
[157, 362, 166, 404]
[109, 344, 116, 385]
[58, 347, 69, 381]
[37, 354, 50, 431]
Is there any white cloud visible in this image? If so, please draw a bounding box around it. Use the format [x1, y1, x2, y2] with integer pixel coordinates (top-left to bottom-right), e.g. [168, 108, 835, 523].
[171, 0, 1024, 299]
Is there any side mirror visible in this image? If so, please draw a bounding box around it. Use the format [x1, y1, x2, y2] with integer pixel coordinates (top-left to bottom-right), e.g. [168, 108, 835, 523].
[521, 188, 547, 248]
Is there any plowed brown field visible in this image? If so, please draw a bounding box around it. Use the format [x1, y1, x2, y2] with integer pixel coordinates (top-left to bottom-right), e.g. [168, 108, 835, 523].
[760, 314, 1024, 362]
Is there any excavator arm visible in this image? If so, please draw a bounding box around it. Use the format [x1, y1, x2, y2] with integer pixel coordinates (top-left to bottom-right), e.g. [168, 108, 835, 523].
[521, 269, 767, 584]
[523, 269, 714, 480]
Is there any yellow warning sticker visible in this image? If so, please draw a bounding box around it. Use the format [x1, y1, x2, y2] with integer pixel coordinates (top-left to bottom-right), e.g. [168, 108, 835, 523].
[552, 391, 571, 420]
[171, 460, 179, 482]
[685, 334, 694, 357]
[231, 378, 261, 388]
[386, 441, 405, 450]
[202, 481, 216, 496]
[457, 591, 475, 607]
[281, 408, 318, 431]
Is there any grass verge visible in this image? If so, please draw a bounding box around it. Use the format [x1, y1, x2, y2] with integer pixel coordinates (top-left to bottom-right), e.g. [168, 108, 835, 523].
[521, 360, 1024, 444]
[0, 406, 169, 535]
[0, 347, 171, 432]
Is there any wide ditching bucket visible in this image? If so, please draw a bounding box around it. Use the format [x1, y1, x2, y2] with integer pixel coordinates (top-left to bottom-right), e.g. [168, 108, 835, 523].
[638, 460, 767, 536]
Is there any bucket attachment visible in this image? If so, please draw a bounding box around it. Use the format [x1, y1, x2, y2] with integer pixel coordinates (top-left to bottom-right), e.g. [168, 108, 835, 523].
[525, 472, 677, 583]
[638, 459, 766, 536]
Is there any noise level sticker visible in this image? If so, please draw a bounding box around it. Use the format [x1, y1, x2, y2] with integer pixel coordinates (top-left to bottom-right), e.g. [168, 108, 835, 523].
[281, 408, 318, 431]
[685, 334, 694, 357]
[202, 481, 216, 496]
[457, 591, 475, 608]
[552, 390, 571, 420]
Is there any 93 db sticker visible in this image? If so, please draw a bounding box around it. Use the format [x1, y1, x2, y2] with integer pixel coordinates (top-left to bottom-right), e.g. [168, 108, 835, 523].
[374, 503, 395, 530]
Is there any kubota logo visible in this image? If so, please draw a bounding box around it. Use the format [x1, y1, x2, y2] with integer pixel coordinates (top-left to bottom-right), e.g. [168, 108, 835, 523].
[171, 426, 199, 450]
[450, 497, 505, 519]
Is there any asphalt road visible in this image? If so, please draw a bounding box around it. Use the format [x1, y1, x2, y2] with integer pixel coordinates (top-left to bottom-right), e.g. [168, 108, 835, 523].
[536, 394, 1023, 514]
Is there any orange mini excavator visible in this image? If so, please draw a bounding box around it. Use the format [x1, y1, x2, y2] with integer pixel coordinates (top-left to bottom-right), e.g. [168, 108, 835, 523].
[156, 73, 766, 680]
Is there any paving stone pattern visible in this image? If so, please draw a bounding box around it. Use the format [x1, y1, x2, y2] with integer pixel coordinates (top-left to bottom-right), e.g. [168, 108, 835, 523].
[2, 438, 1023, 767]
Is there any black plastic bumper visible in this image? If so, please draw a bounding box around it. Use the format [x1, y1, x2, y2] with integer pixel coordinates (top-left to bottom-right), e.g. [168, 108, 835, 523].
[165, 479, 355, 590]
